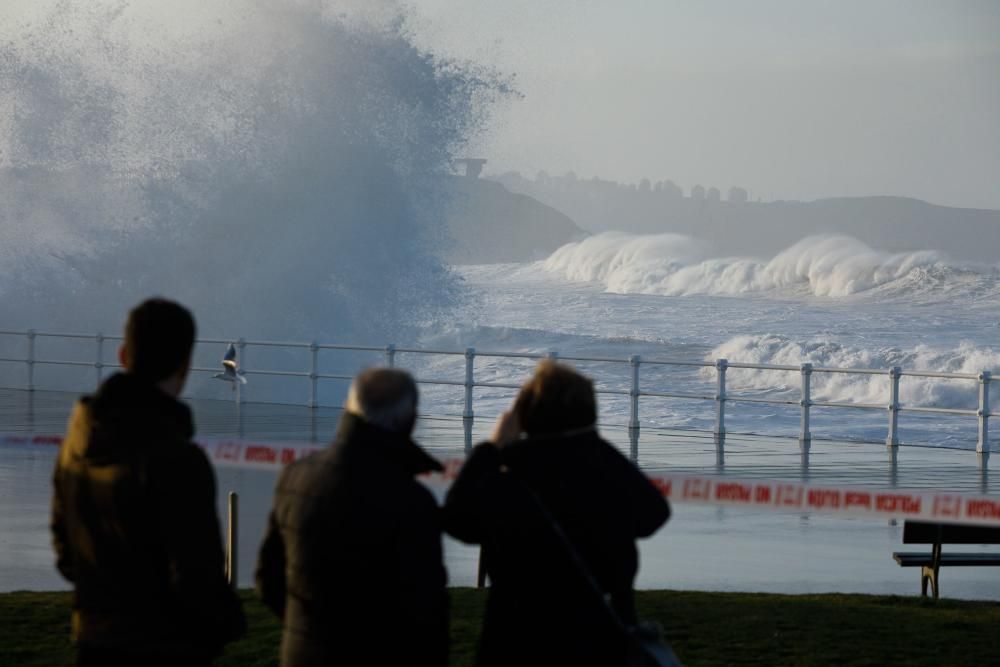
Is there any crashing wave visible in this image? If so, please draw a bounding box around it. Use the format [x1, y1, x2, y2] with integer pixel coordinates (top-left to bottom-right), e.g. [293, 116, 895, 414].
[0, 1, 508, 341]
[705, 333, 1000, 409]
[543, 232, 999, 300]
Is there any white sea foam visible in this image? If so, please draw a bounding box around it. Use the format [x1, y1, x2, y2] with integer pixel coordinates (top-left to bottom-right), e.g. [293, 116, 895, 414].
[543, 232, 995, 299]
[706, 334, 1000, 409]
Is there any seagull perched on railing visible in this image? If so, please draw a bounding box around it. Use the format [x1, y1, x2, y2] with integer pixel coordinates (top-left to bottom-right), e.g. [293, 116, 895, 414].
[213, 343, 247, 388]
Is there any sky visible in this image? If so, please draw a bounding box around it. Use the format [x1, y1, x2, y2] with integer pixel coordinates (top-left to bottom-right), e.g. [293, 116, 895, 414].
[2, 0, 999, 209]
[405, 0, 1000, 209]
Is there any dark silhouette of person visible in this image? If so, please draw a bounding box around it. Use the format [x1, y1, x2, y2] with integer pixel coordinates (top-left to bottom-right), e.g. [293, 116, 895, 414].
[51, 298, 245, 666]
[444, 360, 671, 666]
[256, 368, 448, 666]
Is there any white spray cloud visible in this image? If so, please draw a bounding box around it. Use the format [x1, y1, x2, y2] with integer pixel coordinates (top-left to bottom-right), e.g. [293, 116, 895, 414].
[0, 0, 509, 340]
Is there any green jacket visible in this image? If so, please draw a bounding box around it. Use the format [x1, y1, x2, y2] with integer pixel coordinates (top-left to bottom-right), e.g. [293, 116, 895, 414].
[51, 373, 244, 658]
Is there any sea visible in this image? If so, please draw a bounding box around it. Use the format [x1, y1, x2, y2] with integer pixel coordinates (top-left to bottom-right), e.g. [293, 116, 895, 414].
[420, 232, 1000, 450]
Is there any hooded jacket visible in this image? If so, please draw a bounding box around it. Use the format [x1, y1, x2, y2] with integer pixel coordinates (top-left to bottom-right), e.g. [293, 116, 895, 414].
[255, 411, 448, 667]
[443, 429, 671, 667]
[51, 372, 245, 658]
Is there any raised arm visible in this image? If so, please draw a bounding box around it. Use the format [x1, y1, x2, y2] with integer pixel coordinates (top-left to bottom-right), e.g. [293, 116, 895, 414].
[442, 441, 502, 544]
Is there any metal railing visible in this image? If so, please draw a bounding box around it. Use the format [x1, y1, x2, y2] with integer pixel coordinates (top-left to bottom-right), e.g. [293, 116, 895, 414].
[0, 328, 994, 455]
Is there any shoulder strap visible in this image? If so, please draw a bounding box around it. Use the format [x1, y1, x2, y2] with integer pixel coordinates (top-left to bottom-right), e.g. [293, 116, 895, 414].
[507, 471, 630, 635]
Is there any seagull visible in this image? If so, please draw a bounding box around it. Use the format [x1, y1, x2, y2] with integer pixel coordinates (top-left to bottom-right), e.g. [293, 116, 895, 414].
[213, 343, 247, 388]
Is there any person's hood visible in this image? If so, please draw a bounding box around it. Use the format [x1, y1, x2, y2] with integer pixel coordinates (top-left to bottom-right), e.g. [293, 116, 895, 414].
[62, 372, 194, 465]
[334, 411, 443, 476]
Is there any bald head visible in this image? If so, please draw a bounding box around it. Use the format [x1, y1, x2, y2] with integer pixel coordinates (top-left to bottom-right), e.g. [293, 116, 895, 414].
[346, 368, 418, 434]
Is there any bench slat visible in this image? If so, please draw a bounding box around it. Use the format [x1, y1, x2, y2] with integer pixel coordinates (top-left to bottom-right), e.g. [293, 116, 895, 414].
[893, 551, 1000, 567]
[902, 521, 1000, 545]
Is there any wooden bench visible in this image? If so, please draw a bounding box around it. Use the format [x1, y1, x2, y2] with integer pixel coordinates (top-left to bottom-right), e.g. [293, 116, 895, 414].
[892, 520, 1000, 599]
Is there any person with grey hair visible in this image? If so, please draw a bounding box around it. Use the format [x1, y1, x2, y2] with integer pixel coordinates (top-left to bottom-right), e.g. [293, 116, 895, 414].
[255, 368, 448, 666]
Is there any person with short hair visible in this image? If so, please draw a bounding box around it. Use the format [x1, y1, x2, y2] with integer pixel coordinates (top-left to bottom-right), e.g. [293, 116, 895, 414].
[256, 368, 448, 666]
[444, 360, 671, 667]
[51, 298, 245, 667]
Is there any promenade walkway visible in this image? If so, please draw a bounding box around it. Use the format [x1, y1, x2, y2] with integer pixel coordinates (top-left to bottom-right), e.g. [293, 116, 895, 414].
[1, 389, 995, 598]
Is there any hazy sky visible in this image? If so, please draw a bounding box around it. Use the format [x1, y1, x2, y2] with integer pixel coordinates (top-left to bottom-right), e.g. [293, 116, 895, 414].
[3, 1, 998, 209]
[407, 1, 1000, 209]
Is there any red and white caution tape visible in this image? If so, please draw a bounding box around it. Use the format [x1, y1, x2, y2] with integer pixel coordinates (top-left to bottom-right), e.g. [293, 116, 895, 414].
[198, 437, 323, 469]
[0, 433, 64, 448]
[637, 474, 1000, 527]
[4, 433, 998, 526]
[0, 432, 323, 470]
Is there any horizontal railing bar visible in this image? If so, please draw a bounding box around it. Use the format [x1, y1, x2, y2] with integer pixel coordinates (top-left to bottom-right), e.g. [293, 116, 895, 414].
[640, 359, 713, 368]
[243, 369, 309, 378]
[3, 328, 997, 456]
[554, 354, 630, 363]
[242, 340, 312, 349]
[900, 370, 980, 380]
[33, 332, 101, 340]
[33, 359, 95, 367]
[809, 400, 886, 410]
[469, 350, 547, 360]
[812, 367, 889, 375]
[726, 396, 801, 406]
[474, 382, 522, 390]
[639, 391, 716, 400]
[316, 343, 386, 352]
[726, 362, 800, 371]
[393, 347, 466, 356]
[0, 329, 996, 380]
[897, 406, 979, 416]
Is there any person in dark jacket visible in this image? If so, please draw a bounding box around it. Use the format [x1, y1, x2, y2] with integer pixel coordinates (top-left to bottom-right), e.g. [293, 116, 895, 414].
[256, 368, 448, 667]
[444, 360, 671, 667]
[51, 298, 245, 667]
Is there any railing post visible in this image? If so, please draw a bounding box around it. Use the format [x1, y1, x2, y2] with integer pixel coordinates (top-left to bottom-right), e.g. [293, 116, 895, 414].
[629, 355, 641, 461]
[26, 329, 35, 392]
[887, 366, 901, 448]
[226, 491, 238, 589]
[237, 338, 247, 405]
[308, 342, 318, 409]
[385, 344, 396, 368]
[95, 333, 104, 386]
[799, 363, 812, 447]
[977, 371, 990, 454]
[463, 348, 475, 453]
[714, 358, 727, 444]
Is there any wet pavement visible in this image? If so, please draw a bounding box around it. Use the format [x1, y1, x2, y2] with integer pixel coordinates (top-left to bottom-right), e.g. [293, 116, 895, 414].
[1, 389, 996, 599]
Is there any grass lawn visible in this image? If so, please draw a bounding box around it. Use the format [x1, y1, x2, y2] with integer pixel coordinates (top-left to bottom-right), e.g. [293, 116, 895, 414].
[2, 588, 998, 666]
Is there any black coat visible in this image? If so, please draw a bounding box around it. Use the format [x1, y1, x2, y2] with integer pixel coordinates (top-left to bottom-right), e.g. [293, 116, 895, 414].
[256, 412, 449, 667]
[51, 373, 245, 660]
[444, 429, 670, 667]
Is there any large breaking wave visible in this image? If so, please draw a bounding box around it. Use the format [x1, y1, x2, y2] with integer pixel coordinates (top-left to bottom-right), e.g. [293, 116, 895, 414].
[543, 232, 1000, 299]
[707, 334, 1000, 410]
[0, 1, 507, 340]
